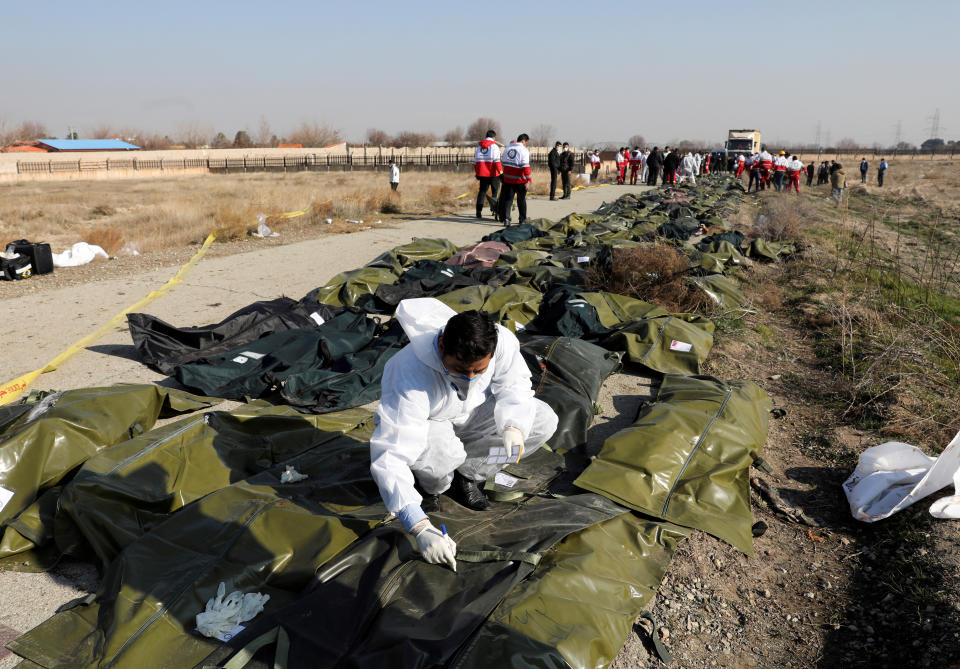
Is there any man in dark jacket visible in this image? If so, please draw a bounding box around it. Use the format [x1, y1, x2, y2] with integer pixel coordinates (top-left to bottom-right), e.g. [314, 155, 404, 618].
[806, 161, 815, 186]
[559, 142, 575, 199]
[859, 158, 869, 184]
[548, 141, 561, 200]
[646, 147, 663, 186]
[662, 149, 680, 185]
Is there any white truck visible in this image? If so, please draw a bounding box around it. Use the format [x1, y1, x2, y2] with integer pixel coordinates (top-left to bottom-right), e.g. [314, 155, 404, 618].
[725, 129, 762, 156]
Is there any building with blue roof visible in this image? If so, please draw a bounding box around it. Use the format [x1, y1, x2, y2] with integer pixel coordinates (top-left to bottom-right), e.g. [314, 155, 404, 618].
[34, 139, 141, 152]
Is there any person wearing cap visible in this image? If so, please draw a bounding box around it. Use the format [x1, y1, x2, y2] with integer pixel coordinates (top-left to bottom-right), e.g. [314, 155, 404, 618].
[772, 151, 788, 192]
[859, 157, 869, 184]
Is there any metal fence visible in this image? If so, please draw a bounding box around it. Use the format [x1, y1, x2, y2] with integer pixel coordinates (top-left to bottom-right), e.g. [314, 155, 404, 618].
[15, 151, 589, 176]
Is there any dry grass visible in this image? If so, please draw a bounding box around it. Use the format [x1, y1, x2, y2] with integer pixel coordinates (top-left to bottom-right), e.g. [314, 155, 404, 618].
[0, 170, 487, 253]
[585, 242, 711, 313]
[769, 160, 960, 448]
[754, 194, 812, 241]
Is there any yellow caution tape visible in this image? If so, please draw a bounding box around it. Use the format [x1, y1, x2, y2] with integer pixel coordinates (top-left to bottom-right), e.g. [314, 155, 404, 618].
[0, 232, 218, 406]
[270, 207, 311, 220]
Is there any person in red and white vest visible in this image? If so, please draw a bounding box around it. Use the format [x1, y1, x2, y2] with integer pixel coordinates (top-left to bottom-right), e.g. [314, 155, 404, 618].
[735, 153, 746, 178]
[589, 150, 601, 182]
[615, 148, 627, 184]
[474, 130, 502, 219]
[786, 155, 804, 194]
[629, 147, 641, 185]
[497, 133, 532, 226]
[758, 148, 773, 189]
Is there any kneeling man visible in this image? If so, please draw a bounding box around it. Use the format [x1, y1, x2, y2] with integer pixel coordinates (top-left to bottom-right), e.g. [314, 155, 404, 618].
[370, 298, 558, 570]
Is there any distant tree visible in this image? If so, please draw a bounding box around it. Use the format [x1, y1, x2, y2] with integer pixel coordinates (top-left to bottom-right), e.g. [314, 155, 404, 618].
[6, 120, 49, 142]
[443, 126, 465, 145]
[627, 134, 646, 148]
[233, 130, 252, 148]
[895, 141, 915, 151]
[391, 131, 435, 147]
[288, 121, 341, 147]
[529, 124, 557, 147]
[211, 132, 230, 149]
[254, 116, 273, 148]
[175, 122, 211, 148]
[366, 128, 390, 146]
[466, 117, 501, 142]
[837, 137, 859, 150]
[921, 138, 945, 151]
[89, 125, 116, 139]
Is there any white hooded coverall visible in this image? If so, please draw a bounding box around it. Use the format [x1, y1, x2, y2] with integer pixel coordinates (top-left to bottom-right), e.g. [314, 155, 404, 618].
[370, 298, 559, 531]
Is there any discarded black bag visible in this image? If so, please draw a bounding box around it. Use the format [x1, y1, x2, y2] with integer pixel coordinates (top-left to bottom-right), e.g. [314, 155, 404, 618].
[5, 239, 53, 275]
[128, 299, 347, 375]
[0, 253, 32, 280]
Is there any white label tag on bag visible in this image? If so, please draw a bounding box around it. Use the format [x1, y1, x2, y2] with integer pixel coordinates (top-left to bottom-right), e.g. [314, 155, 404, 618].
[577, 256, 591, 263]
[514, 322, 526, 332]
[215, 625, 246, 643]
[494, 472, 519, 488]
[0, 485, 14, 513]
[231, 356, 249, 364]
[239, 351, 266, 360]
[309, 311, 326, 326]
[669, 340, 693, 353]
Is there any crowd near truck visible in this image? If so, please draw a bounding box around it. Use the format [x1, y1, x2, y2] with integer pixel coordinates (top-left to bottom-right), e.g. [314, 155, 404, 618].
[725, 129, 762, 156]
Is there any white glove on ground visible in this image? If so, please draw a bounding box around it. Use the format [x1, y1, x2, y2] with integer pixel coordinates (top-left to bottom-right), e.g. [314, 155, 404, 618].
[413, 520, 457, 571]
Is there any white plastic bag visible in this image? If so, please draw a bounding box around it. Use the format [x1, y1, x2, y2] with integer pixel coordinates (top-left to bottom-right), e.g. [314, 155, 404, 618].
[196, 582, 270, 641]
[843, 430, 960, 522]
[52, 242, 109, 267]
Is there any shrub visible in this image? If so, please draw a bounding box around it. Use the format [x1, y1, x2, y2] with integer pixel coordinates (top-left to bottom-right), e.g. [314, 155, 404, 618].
[585, 243, 711, 312]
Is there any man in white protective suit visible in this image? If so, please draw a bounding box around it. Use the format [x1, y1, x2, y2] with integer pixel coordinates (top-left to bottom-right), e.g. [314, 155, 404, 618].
[369, 297, 559, 570]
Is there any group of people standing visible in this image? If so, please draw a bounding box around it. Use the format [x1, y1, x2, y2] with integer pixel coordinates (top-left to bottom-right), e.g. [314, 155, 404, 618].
[473, 130, 533, 225]
[586, 147, 714, 187]
[732, 150, 806, 194]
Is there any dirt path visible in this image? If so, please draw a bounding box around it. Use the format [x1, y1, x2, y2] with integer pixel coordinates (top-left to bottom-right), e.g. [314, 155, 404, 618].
[0, 187, 625, 394]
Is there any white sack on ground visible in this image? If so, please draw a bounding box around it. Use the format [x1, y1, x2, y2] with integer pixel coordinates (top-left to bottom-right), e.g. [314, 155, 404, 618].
[843, 430, 960, 522]
[52, 242, 109, 267]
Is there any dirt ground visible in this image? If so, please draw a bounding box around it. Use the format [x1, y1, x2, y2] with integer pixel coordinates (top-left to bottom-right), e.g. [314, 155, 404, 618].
[1, 177, 959, 669]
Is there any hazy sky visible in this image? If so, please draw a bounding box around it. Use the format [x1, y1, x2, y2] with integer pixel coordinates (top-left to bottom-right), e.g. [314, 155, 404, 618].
[2, 0, 956, 147]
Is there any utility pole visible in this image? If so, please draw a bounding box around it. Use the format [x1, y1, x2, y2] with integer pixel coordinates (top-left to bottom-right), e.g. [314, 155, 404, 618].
[894, 120, 902, 147]
[814, 121, 822, 150]
[926, 108, 942, 139]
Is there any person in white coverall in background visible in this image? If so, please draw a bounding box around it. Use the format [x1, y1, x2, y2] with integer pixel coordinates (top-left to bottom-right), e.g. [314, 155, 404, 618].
[680, 152, 697, 184]
[369, 298, 559, 570]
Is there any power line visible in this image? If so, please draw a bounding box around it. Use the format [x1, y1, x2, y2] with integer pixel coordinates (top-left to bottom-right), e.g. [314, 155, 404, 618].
[926, 108, 945, 139]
